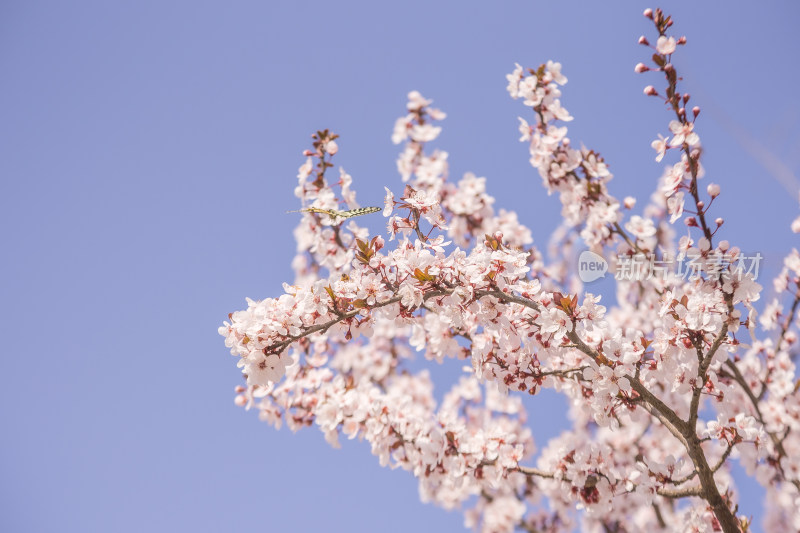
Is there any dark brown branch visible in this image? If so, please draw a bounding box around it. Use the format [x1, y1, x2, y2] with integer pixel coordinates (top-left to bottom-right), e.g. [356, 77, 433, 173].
[269, 289, 453, 355]
[724, 359, 800, 492]
[775, 287, 800, 357]
[516, 465, 702, 499]
[567, 322, 738, 532]
[565, 328, 690, 444]
[688, 324, 729, 430]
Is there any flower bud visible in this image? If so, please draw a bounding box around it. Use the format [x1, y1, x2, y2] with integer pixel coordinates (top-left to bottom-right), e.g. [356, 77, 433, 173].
[692, 106, 700, 118]
[685, 216, 697, 227]
[635, 62, 649, 73]
[715, 217, 724, 226]
[644, 85, 658, 96]
[638, 36, 650, 46]
[324, 140, 339, 155]
[707, 183, 720, 197]
[624, 196, 636, 209]
[643, 8, 653, 18]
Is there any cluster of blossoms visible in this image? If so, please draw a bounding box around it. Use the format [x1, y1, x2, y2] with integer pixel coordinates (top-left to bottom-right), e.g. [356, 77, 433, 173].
[220, 9, 800, 533]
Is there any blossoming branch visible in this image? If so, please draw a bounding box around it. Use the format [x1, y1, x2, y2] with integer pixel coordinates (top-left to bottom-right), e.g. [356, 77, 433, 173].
[220, 8, 800, 532]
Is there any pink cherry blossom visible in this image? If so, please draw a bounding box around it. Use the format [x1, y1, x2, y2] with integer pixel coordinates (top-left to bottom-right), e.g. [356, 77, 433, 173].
[651, 133, 668, 162]
[625, 215, 657, 239]
[656, 35, 677, 55]
[220, 10, 800, 533]
[668, 119, 700, 147]
[383, 186, 394, 216]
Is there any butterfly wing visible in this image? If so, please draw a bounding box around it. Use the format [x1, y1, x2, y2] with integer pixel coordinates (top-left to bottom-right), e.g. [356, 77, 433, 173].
[337, 207, 382, 218]
[288, 206, 381, 223]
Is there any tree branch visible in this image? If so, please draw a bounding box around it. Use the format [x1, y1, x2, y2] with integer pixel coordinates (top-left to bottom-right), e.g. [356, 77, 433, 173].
[516, 465, 702, 499]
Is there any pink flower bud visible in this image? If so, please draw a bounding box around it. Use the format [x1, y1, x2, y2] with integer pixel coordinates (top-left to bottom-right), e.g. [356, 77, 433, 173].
[707, 183, 720, 197]
[324, 140, 339, 155]
[635, 62, 649, 73]
[692, 106, 700, 118]
[685, 216, 697, 227]
[624, 196, 636, 209]
[234, 395, 247, 407]
[696, 200, 704, 210]
[677, 36, 686, 45]
[643, 8, 653, 18]
[638, 36, 650, 45]
[644, 85, 658, 96]
[715, 218, 724, 226]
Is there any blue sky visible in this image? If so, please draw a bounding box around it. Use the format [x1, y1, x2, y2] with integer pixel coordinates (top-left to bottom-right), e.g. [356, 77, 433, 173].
[1, 2, 798, 532]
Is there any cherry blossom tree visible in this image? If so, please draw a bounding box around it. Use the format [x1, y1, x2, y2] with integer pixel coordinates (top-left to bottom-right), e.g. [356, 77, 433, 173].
[220, 9, 800, 532]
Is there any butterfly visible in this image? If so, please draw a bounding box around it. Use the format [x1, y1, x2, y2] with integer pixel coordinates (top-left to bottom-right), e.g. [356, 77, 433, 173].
[287, 206, 382, 220]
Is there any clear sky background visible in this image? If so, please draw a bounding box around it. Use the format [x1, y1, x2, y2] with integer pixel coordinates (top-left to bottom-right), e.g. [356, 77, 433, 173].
[2, 2, 798, 532]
